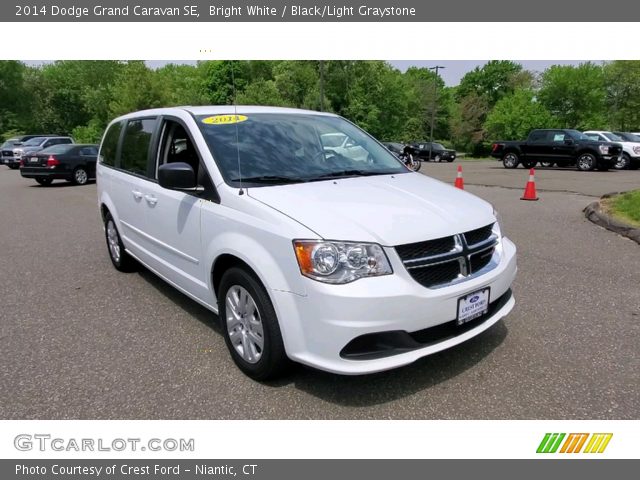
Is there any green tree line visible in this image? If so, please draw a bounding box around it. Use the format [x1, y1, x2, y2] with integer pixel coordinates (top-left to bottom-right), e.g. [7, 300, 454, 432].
[1, 60, 639, 155]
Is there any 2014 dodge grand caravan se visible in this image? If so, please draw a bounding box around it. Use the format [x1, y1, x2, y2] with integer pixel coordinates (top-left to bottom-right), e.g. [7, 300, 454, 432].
[97, 106, 517, 380]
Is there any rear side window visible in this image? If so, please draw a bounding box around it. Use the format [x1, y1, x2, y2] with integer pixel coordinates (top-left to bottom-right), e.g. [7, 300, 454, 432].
[100, 121, 123, 167]
[528, 131, 547, 142]
[41, 144, 75, 155]
[80, 147, 98, 156]
[120, 118, 157, 177]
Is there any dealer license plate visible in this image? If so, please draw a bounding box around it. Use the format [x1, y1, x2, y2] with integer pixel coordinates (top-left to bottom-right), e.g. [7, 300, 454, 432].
[457, 288, 490, 325]
[29, 157, 38, 163]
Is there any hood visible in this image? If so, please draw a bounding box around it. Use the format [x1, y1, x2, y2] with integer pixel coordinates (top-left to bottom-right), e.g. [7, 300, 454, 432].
[248, 172, 495, 246]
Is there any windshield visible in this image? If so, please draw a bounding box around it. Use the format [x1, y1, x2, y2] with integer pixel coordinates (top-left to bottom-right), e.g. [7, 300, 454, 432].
[22, 137, 46, 146]
[614, 132, 639, 142]
[602, 132, 623, 142]
[567, 130, 590, 141]
[1, 141, 17, 149]
[196, 113, 408, 186]
[432, 143, 445, 150]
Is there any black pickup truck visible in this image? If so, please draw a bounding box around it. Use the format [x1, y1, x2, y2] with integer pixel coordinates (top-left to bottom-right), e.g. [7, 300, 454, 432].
[491, 129, 622, 171]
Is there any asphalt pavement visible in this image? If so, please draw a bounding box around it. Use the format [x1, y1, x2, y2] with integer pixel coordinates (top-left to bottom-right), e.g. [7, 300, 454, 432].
[1, 161, 638, 419]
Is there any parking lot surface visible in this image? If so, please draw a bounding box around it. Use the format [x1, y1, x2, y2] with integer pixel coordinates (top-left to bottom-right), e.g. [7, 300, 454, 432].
[1, 161, 639, 419]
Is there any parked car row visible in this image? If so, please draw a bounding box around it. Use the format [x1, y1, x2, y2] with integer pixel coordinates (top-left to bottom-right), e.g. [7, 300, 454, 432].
[1, 133, 98, 186]
[490, 129, 634, 171]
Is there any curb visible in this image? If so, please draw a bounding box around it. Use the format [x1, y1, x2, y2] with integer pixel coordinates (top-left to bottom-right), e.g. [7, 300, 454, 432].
[583, 192, 640, 244]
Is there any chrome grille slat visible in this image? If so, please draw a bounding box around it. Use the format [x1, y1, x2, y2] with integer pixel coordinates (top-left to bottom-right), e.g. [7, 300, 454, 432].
[395, 223, 498, 289]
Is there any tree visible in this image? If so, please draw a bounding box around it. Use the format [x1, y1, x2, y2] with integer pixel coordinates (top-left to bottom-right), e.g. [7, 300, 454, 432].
[457, 61, 525, 107]
[450, 92, 490, 152]
[604, 60, 640, 130]
[485, 89, 558, 140]
[538, 63, 607, 130]
[108, 61, 168, 118]
[155, 63, 209, 106]
[0, 61, 30, 134]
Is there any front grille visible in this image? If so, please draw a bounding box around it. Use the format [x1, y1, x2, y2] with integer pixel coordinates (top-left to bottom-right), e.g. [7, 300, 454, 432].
[396, 223, 498, 289]
[395, 236, 455, 260]
[464, 224, 494, 246]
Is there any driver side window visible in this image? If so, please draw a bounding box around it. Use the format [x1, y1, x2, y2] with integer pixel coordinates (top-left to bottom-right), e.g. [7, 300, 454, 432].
[157, 120, 200, 182]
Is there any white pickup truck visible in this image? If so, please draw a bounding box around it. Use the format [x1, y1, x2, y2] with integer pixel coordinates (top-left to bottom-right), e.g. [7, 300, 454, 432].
[584, 130, 640, 170]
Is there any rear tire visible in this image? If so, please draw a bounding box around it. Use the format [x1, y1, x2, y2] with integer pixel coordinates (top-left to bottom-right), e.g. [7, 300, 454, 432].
[72, 166, 89, 185]
[409, 156, 421, 172]
[218, 267, 290, 381]
[104, 212, 136, 272]
[35, 178, 52, 186]
[502, 152, 519, 169]
[576, 153, 597, 171]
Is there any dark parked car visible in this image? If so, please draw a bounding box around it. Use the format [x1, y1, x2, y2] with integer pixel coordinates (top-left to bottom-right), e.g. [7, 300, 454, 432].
[2, 135, 60, 169]
[491, 129, 622, 171]
[409, 142, 457, 162]
[20, 144, 98, 186]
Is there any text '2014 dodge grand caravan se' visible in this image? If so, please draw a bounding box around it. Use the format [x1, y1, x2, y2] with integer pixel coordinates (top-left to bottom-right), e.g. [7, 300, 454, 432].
[97, 106, 517, 380]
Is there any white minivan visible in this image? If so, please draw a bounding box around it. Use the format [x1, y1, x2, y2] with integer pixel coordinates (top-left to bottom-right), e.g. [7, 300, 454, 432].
[97, 106, 517, 380]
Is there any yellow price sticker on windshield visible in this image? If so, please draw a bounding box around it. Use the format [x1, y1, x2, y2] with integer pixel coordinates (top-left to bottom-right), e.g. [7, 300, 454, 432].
[202, 115, 248, 125]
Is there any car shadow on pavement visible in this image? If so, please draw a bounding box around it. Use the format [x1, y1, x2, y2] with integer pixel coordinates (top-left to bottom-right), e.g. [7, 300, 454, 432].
[28, 181, 96, 188]
[136, 266, 223, 336]
[135, 263, 508, 408]
[277, 322, 508, 407]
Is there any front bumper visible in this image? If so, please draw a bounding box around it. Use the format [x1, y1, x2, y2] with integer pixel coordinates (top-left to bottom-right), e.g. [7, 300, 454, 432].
[600, 155, 619, 166]
[273, 236, 517, 374]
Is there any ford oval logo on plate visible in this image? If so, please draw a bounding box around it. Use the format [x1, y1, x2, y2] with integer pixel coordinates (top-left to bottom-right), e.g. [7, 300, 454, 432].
[469, 295, 480, 303]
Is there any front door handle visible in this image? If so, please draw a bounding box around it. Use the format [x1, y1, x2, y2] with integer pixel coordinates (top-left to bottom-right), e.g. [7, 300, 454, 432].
[132, 190, 143, 200]
[144, 194, 158, 206]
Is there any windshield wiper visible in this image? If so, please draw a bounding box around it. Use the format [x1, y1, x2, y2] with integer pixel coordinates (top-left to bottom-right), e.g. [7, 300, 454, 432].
[308, 169, 396, 180]
[231, 175, 306, 185]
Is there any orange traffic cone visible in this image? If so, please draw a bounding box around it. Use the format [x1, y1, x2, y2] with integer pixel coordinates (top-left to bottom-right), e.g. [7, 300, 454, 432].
[521, 168, 539, 201]
[454, 165, 464, 189]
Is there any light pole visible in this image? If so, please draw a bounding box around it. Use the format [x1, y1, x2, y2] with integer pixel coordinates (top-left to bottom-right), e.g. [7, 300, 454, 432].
[428, 66, 445, 162]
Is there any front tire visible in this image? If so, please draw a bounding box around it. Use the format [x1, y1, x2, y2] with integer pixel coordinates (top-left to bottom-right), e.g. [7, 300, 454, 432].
[104, 213, 136, 272]
[615, 153, 630, 170]
[72, 166, 89, 185]
[35, 178, 52, 186]
[576, 153, 597, 171]
[502, 152, 519, 169]
[218, 267, 289, 381]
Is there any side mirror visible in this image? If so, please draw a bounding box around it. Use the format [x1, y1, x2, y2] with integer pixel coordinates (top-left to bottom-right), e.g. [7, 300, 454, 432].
[158, 162, 196, 190]
[564, 139, 574, 145]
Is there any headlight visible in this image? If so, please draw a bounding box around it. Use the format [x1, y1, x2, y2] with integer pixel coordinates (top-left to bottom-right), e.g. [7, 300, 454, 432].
[293, 240, 392, 284]
[633, 146, 640, 155]
[598, 145, 610, 155]
[492, 208, 504, 239]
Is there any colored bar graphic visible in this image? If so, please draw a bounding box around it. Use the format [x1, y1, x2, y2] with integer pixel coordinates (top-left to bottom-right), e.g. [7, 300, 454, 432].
[584, 434, 613, 453]
[538, 433, 612, 454]
[537, 433, 565, 453]
[560, 433, 588, 453]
